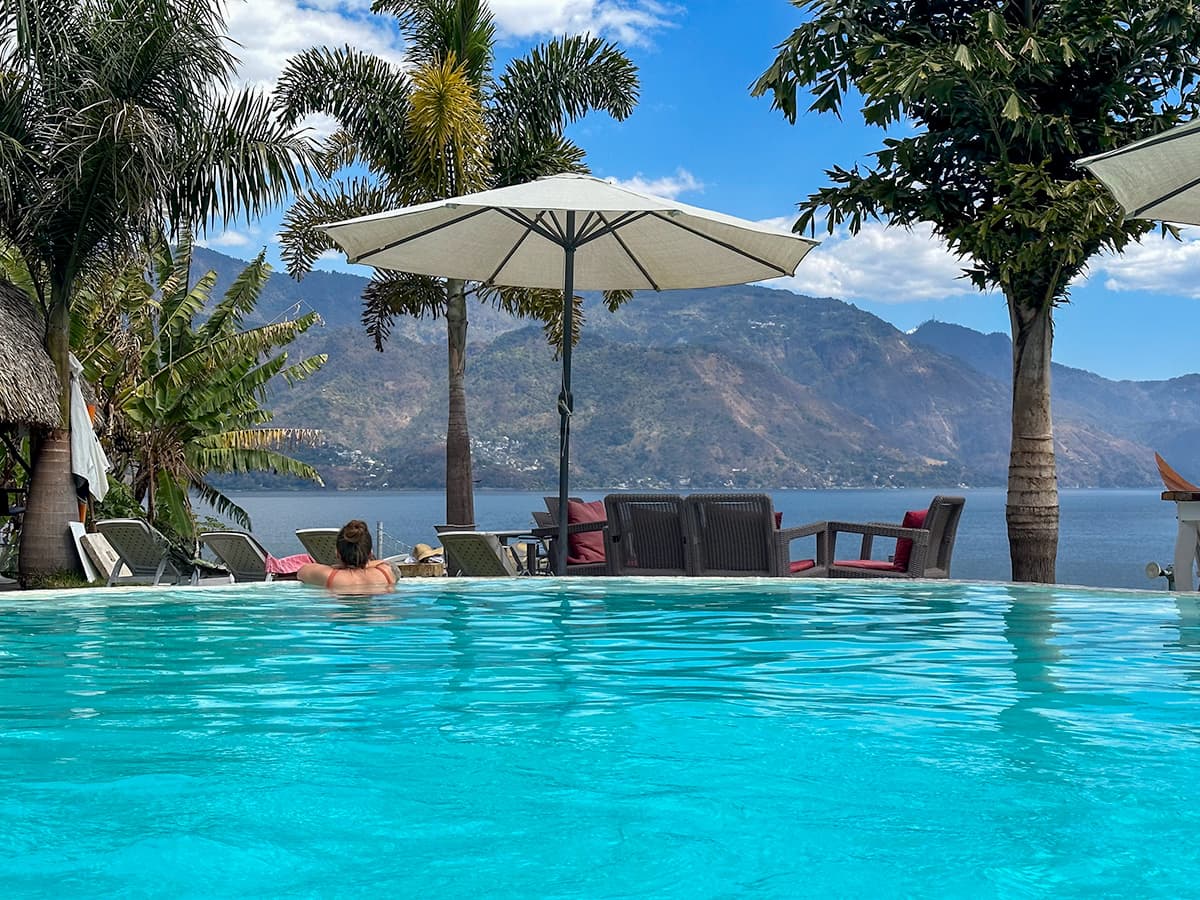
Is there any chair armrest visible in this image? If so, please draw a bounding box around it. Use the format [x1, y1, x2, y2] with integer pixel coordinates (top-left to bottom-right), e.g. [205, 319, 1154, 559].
[827, 522, 928, 540]
[826, 522, 930, 571]
[776, 520, 828, 568]
[778, 520, 826, 540]
[530, 521, 607, 539]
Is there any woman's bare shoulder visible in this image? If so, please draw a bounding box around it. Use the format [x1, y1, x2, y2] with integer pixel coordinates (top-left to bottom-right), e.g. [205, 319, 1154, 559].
[297, 562, 333, 586]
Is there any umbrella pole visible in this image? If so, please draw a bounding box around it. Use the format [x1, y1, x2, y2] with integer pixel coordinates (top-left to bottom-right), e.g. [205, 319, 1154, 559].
[556, 213, 577, 575]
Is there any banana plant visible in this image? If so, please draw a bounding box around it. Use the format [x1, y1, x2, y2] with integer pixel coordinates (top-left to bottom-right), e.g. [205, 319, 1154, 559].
[72, 235, 327, 538]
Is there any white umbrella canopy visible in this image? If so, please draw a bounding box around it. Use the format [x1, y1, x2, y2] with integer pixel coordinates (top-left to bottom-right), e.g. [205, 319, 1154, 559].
[1079, 120, 1200, 225]
[322, 173, 817, 291]
[321, 173, 818, 573]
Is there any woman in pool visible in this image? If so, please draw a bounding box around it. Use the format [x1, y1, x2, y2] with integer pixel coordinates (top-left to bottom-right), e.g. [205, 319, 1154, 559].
[297, 520, 396, 594]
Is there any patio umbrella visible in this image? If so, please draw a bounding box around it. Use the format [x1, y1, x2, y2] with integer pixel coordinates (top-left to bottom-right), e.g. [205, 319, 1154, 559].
[321, 173, 817, 573]
[1079, 120, 1200, 225]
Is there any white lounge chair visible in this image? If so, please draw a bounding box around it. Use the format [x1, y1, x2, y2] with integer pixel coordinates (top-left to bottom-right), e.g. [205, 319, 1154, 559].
[199, 531, 274, 582]
[436, 531, 522, 577]
[295, 527, 340, 566]
[78, 531, 131, 584]
[95, 518, 231, 587]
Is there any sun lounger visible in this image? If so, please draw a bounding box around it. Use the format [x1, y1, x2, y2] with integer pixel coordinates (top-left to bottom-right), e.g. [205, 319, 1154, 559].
[95, 518, 231, 587]
[199, 531, 278, 582]
[296, 527, 340, 566]
[436, 531, 523, 577]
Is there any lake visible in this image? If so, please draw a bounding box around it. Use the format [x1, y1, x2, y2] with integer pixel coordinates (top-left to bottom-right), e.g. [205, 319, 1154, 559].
[217, 488, 1181, 591]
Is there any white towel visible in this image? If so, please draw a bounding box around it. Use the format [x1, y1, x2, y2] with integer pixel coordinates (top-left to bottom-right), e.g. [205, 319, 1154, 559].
[69, 354, 109, 502]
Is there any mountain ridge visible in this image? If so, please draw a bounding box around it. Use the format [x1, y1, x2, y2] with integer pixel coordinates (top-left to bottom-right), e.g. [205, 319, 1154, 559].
[192, 247, 1198, 490]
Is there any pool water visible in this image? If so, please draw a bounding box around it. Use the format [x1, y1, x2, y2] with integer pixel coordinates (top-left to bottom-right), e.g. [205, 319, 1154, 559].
[2, 579, 1199, 898]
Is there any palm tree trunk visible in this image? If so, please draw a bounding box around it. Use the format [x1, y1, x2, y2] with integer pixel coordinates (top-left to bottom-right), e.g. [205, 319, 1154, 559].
[1006, 295, 1058, 583]
[445, 278, 474, 526]
[18, 287, 83, 579]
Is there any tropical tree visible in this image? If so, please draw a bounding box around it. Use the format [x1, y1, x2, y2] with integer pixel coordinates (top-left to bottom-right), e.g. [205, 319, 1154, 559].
[275, 0, 638, 526]
[754, 0, 1200, 582]
[0, 0, 316, 576]
[70, 235, 326, 539]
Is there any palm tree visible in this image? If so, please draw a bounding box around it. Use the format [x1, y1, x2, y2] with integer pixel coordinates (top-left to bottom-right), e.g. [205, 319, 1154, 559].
[0, 0, 317, 576]
[276, 0, 638, 526]
[71, 235, 326, 540]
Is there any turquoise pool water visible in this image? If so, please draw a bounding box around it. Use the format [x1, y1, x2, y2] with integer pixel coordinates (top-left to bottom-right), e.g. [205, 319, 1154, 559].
[2, 579, 1199, 898]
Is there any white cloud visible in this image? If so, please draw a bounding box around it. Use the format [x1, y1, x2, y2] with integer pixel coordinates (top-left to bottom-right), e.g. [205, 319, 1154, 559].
[1085, 228, 1200, 298]
[197, 229, 255, 249]
[487, 1, 680, 45]
[224, 1, 406, 93]
[606, 168, 702, 199]
[222, 0, 677, 94]
[768, 220, 980, 302]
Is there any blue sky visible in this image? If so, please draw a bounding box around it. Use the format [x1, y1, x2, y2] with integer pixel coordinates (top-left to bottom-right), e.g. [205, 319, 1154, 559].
[208, 0, 1200, 382]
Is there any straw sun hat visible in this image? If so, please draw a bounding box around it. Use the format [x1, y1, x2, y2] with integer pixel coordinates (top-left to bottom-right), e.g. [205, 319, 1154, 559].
[412, 543, 443, 562]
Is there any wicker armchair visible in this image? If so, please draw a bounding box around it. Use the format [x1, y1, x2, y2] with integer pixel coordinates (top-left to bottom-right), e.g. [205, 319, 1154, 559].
[684, 493, 827, 577]
[826, 495, 965, 579]
[530, 509, 607, 576]
[603, 493, 689, 576]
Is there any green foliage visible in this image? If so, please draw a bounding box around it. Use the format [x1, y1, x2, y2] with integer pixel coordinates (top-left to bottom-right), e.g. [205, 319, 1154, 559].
[22, 569, 98, 590]
[75, 236, 327, 538]
[0, 0, 318, 576]
[0, 0, 316, 310]
[753, 0, 1200, 310]
[275, 0, 640, 338]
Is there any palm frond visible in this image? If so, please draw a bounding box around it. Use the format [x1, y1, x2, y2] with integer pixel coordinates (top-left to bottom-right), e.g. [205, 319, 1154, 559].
[492, 34, 639, 138]
[278, 178, 400, 278]
[279, 354, 328, 387]
[404, 53, 492, 200]
[274, 44, 412, 182]
[200, 249, 271, 339]
[316, 129, 366, 178]
[361, 270, 447, 350]
[190, 442, 324, 486]
[173, 87, 318, 233]
[491, 132, 587, 188]
[195, 428, 323, 451]
[191, 480, 252, 531]
[376, 0, 496, 85]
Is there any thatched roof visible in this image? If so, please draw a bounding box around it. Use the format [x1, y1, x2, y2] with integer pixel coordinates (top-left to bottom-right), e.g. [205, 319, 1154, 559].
[0, 280, 60, 428]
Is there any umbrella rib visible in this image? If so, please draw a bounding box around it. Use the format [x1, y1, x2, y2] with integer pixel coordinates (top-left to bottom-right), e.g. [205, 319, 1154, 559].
[496, 208, 566, 247]
[588, 212, 659, 291]
[1130, 173, 1200, 219]
[485, 211, 546, 284]
[575, 210, 648, 245]
[649, 211, 794, 276]
[351, 207, 492, 264]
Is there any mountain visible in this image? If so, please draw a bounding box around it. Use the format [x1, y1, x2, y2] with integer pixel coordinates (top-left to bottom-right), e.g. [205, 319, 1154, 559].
[194, 248, 1200, 490]
[192, 245, 527, 343]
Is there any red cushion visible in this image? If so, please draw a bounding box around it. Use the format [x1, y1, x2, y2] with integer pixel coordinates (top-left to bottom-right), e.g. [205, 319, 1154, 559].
[892, 509, 928, 572]
[835, 559, 902, 571]
[774, 511, 783, 529]
[566, 499, 606, 564]
[790, 558, 815, 573]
